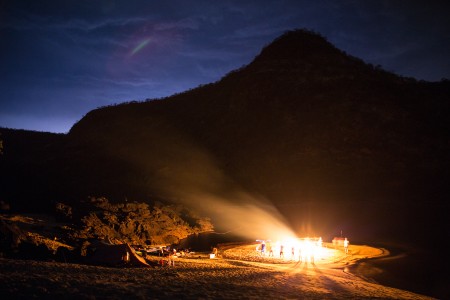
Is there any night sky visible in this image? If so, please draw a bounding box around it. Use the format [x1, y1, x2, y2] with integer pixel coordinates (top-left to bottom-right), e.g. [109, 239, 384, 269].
[1, 0, 450, 133]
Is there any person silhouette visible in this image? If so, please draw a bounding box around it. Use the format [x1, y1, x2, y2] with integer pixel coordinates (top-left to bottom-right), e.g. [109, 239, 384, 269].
[343, 238, 349, 254]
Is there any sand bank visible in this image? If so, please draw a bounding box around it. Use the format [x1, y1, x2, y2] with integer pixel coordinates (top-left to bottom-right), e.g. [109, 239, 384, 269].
[0, 243, 433, 299]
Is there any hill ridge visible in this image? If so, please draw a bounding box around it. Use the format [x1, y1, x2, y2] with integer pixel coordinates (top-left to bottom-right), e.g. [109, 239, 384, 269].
[1, 29, 449, 246]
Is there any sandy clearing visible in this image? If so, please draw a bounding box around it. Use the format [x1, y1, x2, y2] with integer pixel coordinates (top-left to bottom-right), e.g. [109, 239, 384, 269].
[0, 243, 434, 299]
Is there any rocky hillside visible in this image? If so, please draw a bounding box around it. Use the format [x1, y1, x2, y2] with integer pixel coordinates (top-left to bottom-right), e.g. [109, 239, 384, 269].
[1, 29, 449, 244]
[0, 198, 212, 260]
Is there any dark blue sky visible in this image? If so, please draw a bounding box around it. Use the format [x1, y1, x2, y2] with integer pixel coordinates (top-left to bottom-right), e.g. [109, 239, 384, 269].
[1, 0, 449, 133]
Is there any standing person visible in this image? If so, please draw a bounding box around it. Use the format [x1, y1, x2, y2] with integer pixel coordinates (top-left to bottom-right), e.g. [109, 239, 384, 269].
[317, 237, 323, 248]
[261, 241, 266, 256]
[279, 244, 284, 259]
[167, 252, 173, 267]
[344, 237, 349, 254]
[168, 249, 176, 266]
[267, 242, 274, 257]
[291, 246, 295, 260]
[310, 246, 315, 264]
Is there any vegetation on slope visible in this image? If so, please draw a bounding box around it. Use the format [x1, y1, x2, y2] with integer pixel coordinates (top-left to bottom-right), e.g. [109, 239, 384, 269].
[1, 197, 212, 260]
[0, 29, 449, 244]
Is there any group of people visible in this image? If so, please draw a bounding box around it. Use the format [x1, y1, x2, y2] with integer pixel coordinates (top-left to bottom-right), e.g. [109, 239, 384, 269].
[257, 236, 350, 261]
[167, 249, 177, 266]
[157, 248, 178, 267]
[257, 237, 325, 262]
[154, 246, 189, 267]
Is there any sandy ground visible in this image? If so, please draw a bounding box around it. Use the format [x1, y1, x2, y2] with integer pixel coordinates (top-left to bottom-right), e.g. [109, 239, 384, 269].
[0, 243, 435, 299]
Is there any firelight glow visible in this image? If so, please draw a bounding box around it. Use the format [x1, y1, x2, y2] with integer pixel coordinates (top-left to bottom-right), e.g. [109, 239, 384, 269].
[258, 236, 335, 263]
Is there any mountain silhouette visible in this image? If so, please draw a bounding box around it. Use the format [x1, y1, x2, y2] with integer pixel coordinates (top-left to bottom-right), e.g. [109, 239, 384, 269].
[1, 29, 449, 245]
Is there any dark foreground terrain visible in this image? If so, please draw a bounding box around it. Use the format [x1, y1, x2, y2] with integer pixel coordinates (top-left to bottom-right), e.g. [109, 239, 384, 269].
[0, 244, 433, 300]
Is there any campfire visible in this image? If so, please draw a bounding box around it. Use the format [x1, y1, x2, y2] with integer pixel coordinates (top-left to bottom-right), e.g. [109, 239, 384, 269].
[256, 236, 335, 262]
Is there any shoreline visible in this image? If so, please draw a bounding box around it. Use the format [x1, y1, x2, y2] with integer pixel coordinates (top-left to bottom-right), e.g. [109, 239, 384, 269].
[218, 242, 438, 299]
[219, 242, 389, 267]
[345, 243, 445, 299]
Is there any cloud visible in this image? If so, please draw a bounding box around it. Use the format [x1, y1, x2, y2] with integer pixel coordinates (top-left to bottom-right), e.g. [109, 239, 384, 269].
[1, 6, 146, 32]
[53, 17, 148, 32]
[154, 17, 200, 31]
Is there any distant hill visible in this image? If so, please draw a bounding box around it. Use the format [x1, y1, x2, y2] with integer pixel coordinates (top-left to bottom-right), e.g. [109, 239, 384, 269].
[1, 29, 449, 245]
[0, 128, 65, 211]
